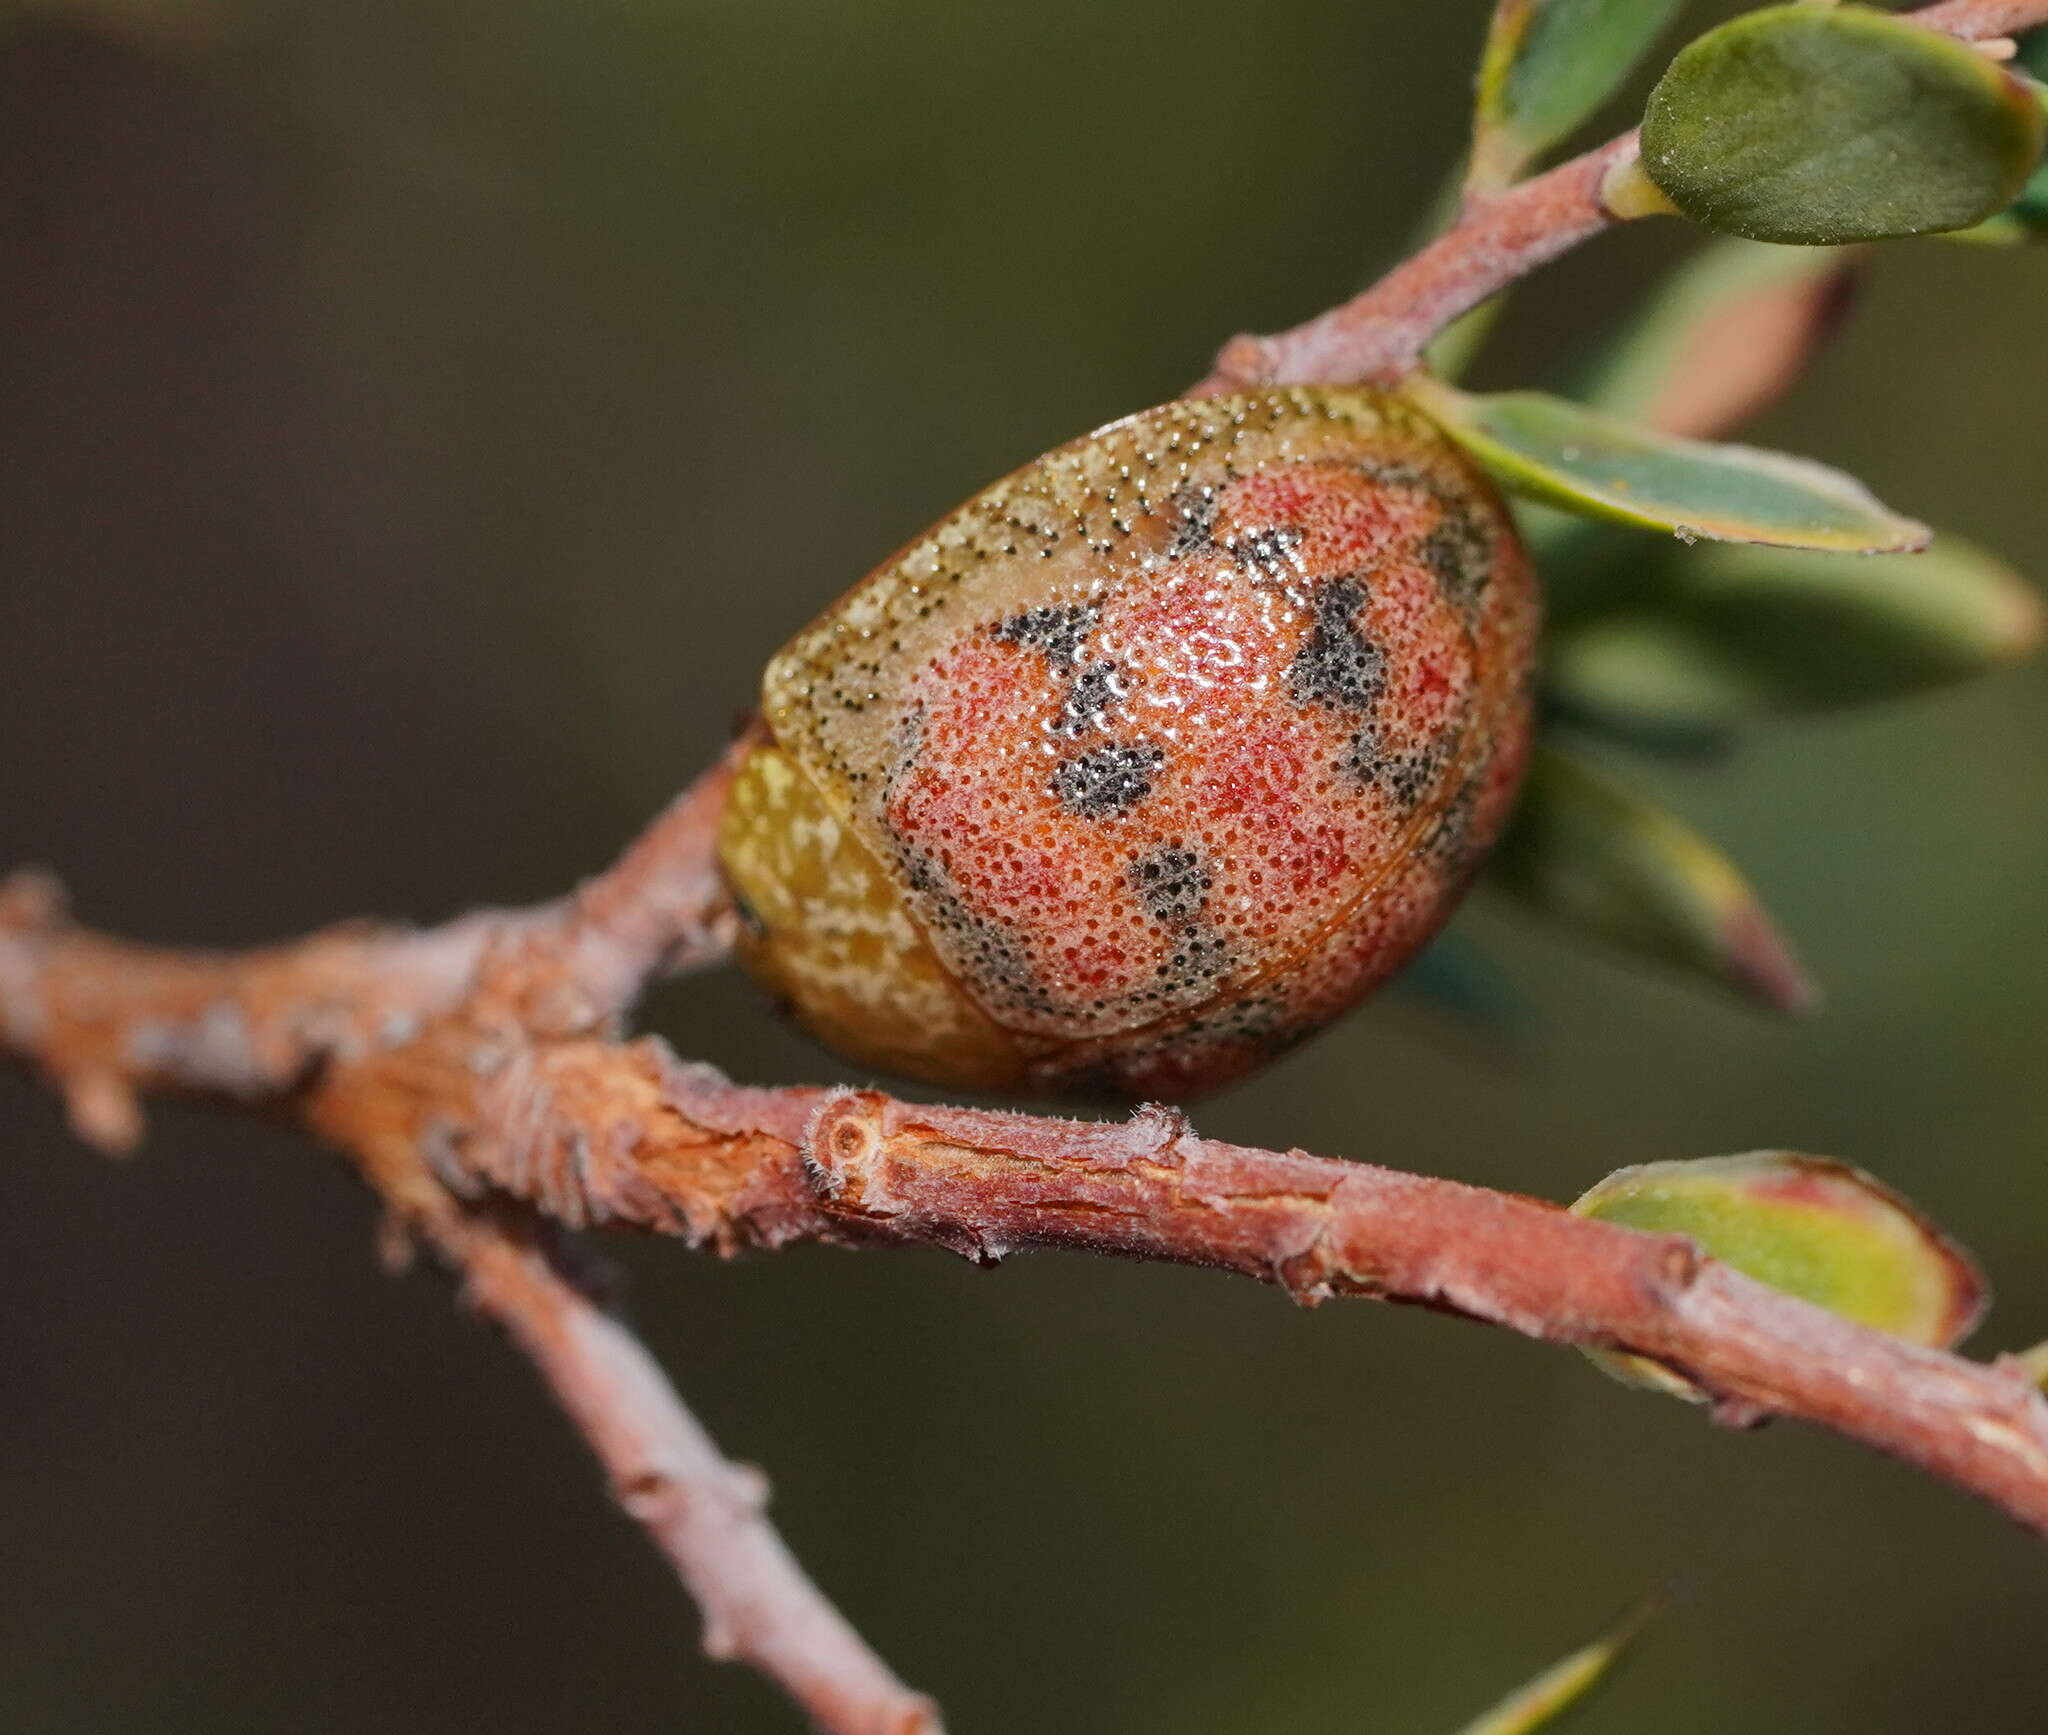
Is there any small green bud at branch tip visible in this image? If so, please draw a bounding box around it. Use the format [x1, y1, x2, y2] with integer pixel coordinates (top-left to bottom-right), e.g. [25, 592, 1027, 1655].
[1600, 155, 1680, 220]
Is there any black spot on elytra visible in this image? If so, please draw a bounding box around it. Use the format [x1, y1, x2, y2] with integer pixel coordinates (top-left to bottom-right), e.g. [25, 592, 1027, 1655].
[1355, 457, 1438, 493]
[1385, 747, 1441, 809]
[1164, 927, 1232, 992]
[1053, 743, 1163, 817]
[1167, 485, 1221, 556]
[1347, 724, 1458, 809]
[1344, 456, 1494, 611]
[1419, 509, 1494, 610]
[993, 604, 1098, 667]
[1175, 985, 1288, 1046]
[1427, 776, 1482, 869]
[1226, 524, 1306, 577]
[1345, 719, 1385, 786]
[1055, 660, 1127, 737]
[882, 701, 927, 792]
[1288, 577, 1386, 715]
[1129, 844, 1211, 925]
[992, 605, 1138, 741]
[893, 843, 1059, 1019]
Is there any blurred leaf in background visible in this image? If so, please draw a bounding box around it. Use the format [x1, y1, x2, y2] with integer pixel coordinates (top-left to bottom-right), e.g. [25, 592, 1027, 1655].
[1449, 1597, 1661, 1735]
[1547, 536, 2043, 752]
[1488, 747, 1813, 1011]
[1468, 0, 1686, 190]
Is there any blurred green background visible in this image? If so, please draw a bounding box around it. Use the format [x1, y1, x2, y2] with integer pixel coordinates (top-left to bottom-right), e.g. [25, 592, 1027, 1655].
[4, 2, 2047, 1731]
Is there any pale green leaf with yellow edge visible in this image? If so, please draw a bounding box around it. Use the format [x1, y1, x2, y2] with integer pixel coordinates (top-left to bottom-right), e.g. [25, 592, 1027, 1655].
[1642, 4, 2044, 244]
[1573, 1153, 1987, 1400]
[1407, 377, 1928, 554]
[1522, 239, 1861, 619]
[1487, 747, 1814, 1012]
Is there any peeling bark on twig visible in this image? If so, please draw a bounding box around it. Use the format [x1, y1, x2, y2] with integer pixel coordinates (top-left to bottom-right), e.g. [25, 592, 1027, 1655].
[11, 874, 2048, 1556]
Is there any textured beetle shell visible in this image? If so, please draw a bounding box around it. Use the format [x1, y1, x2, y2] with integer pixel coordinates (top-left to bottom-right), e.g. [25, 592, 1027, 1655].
[717, 387, 1538, 1098]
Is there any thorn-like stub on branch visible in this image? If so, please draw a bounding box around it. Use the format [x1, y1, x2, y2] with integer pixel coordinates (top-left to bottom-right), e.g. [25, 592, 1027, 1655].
[612, 1465, 688, 1528]
[123, 1001, 269, 1100]
[0, 866, 68, 934]
[464, 1037, 511, 1079]
[1125, 1101, 1193, 1161]
[1708, 1394, 1774, 1432]
[59, 1068, 144, 1154]
[1212, 333, 1271, 388]
[420, 1113, 486, 1200]
[723, 1461, 772, 1511]
[888, 1699, 948, 1735]
[699, 1611, 742, 1662]
[374, 1210, 420, 1275]
[1654, 1235, 1705, 1298]
[1272, 1219, 1348, 1308]
[804, 1090, 891, 1208]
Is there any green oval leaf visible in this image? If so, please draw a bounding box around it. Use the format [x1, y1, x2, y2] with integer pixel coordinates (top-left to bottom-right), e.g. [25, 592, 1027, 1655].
[1487, 747, 1815, 1012]
[1471, 0, 1688, 190]
[1641, 4, 2045, 244]
[1547, 534, 2044, 746]
[1408, 379, 1928, 554]
[1573, 1153, 1987, 1371]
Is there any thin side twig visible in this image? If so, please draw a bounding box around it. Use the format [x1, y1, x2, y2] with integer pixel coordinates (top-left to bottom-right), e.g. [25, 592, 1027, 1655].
[1194, 133, 1642, 393]
[1194, 0, 2048, 394]
[439, 1205, 942, 1735]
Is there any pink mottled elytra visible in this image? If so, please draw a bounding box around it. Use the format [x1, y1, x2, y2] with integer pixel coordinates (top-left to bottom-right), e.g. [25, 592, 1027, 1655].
[716, 387, 1539, 1099]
